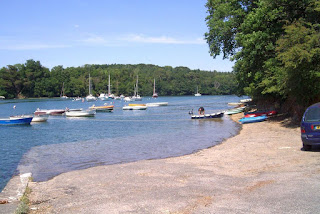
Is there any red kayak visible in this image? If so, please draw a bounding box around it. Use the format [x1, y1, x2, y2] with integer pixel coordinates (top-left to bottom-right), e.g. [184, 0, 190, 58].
[244, 110, 277, 118]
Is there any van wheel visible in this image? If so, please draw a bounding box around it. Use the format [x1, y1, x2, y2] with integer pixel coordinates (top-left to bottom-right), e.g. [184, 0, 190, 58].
[303, 143, 312, 151]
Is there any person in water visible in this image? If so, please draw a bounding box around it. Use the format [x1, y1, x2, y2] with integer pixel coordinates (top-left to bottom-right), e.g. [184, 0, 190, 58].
[198, 107, 205, 115]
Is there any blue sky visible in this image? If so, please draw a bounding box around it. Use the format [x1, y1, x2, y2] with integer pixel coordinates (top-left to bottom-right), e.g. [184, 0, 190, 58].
[0, 0, 234, 71]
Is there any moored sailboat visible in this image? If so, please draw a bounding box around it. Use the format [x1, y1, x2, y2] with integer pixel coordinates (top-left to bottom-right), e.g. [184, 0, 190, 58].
[60, 82, 68, 99]
[152, 78, 158, 98]
[132, 75, 142, 101]
[195, 86, 201, 96]
[86, 73, 97, 102]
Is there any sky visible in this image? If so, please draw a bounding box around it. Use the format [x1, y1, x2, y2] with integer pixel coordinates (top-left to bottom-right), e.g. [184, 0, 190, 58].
[0, 0, 234, 72]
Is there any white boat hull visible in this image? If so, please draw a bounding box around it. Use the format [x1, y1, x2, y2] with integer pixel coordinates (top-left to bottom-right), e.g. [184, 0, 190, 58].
[65, 110, 96, 117]
[146, 102, 168, 107]
[32, 114, 49, 122]
[86, 95, 97, 102]
[123, 105, 147, 110]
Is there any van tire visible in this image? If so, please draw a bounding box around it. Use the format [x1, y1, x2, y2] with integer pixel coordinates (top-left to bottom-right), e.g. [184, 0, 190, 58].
[303, 143, 312, 151]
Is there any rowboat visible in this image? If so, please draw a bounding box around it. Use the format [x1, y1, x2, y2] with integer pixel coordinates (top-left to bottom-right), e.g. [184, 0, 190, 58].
[191, 112, 224, 119]
[225, 107, 245, 115]
[34, 108, 65, 116]
[89, 105, 114, 112]
[65, 109, 96, 117]
[239, 115, 267, 124]
[123, 105, 147, 110]
[146, 102, 168, 107]
[0, 115, 33, 125]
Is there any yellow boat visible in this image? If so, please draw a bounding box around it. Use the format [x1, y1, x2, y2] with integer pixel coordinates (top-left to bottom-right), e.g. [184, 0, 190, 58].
[128, 103, 146, 106]
[89, 105, 114, 112]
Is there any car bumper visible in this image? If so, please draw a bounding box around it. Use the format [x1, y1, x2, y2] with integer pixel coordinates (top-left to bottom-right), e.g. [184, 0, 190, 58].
[301, 135, 320, 145]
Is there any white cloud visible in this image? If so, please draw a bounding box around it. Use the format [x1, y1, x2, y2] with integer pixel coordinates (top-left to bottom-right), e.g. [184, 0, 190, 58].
[74, 24, 80, 28]
[0, 43, 71, 50]
[80, 35, 107, 44]
[77, 34, 112, 46]
[122, 34, 206, 45]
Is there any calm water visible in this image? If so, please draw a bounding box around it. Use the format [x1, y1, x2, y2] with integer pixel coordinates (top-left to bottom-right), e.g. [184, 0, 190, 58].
[0, 95, 242, 191]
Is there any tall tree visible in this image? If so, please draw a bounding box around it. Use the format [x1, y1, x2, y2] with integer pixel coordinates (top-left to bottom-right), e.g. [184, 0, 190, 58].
[205, 0, 320, 116]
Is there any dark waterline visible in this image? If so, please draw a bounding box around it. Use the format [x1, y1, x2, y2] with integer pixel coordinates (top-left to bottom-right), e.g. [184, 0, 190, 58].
[0, 95, 243, 191]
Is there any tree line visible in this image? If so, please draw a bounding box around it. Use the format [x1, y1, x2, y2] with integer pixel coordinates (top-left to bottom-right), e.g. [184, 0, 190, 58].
[205, 0, 320, 118]
[0, 59, 237, 99]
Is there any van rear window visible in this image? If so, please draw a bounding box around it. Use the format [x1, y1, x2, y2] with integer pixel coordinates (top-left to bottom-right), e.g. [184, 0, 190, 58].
[305, 107, 320, 122]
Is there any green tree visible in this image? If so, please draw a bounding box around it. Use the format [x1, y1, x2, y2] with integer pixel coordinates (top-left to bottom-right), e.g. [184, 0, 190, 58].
[205, 0, 320, 116]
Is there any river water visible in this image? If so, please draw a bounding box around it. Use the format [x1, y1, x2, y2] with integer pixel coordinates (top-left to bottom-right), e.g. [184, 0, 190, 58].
[0, 95, 242, 191]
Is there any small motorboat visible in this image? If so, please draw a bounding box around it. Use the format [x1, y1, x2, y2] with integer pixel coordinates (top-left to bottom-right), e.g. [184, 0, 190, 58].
[65, 109, 96, 117]
[146, 102, 168, 107]
[123, 105, 147, 110]
[89, 105, 114, 112]
[0, 115, 33, 125]
[239, 115, 267, 124]
[32, 114, 49, 122]
[34, 108, 65, 116]
[191, 112, 224, 119]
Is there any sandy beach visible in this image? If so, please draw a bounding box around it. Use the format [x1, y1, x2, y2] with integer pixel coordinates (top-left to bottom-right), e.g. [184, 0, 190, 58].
[27, 114, 320, 213]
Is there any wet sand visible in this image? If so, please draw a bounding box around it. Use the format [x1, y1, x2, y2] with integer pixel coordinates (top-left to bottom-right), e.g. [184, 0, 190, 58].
[28, 114, 320, 213]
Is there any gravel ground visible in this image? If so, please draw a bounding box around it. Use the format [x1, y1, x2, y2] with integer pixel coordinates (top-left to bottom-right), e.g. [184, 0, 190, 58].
[28, 114, 320, 214]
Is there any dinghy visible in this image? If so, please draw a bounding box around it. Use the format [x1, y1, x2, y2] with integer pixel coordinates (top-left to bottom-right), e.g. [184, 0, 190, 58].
[65, 109, 96, 117]
[123, 105, 147, 110]
[191, 112, 224, 119]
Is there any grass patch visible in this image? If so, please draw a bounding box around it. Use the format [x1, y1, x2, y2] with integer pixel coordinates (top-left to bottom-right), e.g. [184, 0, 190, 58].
[15, 186, 31, 214]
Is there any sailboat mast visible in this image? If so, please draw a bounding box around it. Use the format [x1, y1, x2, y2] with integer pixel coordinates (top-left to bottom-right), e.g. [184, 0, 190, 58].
[108, 73, 111, 95]
[89, 74, 91, 95]
[136, 75, 138, 95]
[153, 79, 156, 94]
[61, 82, 65, 97]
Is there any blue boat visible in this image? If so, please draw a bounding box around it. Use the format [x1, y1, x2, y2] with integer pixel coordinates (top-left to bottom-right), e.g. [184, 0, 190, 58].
[0, 115, 33, 125]
[239, 115, 267, 124]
